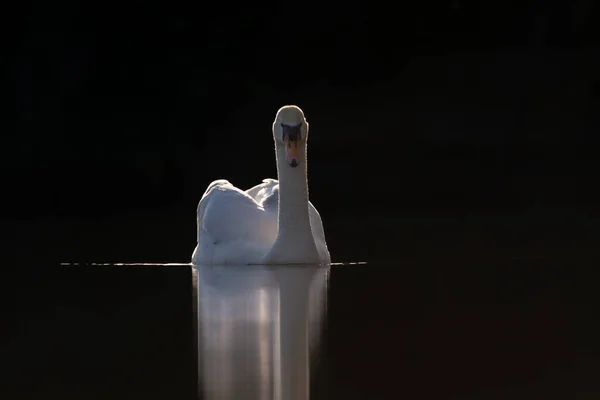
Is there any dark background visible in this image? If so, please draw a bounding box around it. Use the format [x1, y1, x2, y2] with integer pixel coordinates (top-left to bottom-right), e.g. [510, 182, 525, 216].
[5, 1, 600, 398]
[6, 1, 600, 263]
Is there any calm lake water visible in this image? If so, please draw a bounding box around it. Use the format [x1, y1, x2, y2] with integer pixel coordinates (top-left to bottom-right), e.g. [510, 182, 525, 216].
[6, 257, 600, 399]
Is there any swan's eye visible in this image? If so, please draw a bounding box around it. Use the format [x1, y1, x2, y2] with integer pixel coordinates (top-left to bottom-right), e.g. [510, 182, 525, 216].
[281, 123, 302, 143]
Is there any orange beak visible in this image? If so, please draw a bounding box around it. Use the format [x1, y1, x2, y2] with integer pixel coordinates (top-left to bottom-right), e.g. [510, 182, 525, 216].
[284, 136, 300, 167]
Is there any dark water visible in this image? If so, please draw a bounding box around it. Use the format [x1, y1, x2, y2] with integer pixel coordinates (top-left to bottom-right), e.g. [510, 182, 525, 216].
[6, 257, 600, 399]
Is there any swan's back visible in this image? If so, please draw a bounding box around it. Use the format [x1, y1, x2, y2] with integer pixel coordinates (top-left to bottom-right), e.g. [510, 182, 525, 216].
[245, 178, 279, 207]
[193, 180, 278, 264]
[193, 178, 329, 265]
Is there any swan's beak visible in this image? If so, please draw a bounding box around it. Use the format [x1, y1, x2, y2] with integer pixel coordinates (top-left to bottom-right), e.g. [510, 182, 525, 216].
[281, 123, 302, 168]
[284, 136, 300, 168]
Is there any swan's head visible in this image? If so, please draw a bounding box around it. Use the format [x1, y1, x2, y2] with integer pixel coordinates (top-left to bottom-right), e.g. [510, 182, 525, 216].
[273, 105, 309, 168]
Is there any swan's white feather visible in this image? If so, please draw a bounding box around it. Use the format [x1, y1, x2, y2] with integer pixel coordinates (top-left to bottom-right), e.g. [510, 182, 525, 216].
[192, 105, 330, 265]
[193, 178, 328, 265]
[246, 178, 279, 207]
[246, 179, 327, 248]
[193, 179, 278, 265]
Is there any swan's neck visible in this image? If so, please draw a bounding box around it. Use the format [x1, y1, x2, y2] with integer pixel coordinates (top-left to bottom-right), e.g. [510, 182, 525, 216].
[277, 146, 311, 233]
[263, 145, 319, 264]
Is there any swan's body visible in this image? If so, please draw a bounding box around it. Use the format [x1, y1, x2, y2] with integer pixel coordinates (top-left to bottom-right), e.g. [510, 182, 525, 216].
[192, 106, 330, 265]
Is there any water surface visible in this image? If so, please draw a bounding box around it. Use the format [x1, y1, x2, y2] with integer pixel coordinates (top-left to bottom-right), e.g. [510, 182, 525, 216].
[6, 260, 600, 399]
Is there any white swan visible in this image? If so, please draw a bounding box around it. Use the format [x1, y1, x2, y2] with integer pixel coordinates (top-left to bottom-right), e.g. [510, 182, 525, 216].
[191, 105, 330, 265]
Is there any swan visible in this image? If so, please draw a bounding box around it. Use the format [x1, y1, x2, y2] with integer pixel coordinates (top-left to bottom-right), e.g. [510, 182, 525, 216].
[191, 105, 330, 265]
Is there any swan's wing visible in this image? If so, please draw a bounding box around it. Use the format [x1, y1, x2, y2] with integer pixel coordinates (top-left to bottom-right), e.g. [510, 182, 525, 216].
[246, 180, 326, 242]
[197, 180, 276, 246]
[308, 201, 327, 244]
[244, 178, 329, 262]
[245, 178, 279, 206]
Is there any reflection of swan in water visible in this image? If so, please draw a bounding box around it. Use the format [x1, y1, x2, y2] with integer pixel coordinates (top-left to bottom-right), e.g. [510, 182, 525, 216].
[191, 105, 330, 265]
[192, 264, 329, 400]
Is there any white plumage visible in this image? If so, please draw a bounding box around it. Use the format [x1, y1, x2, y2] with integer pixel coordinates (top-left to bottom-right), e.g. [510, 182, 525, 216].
[192, 106, 330, 265]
